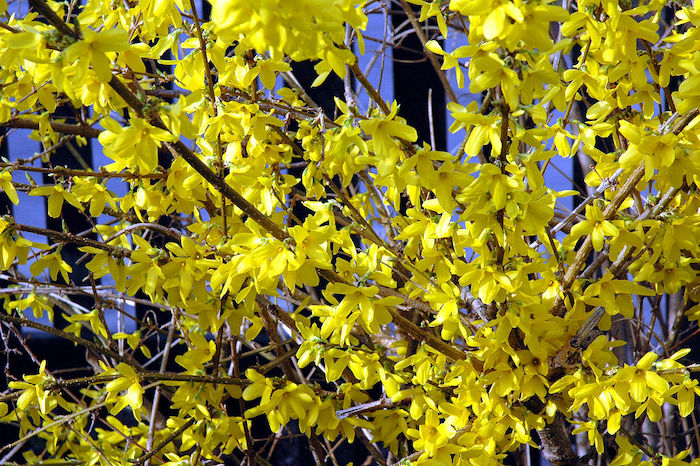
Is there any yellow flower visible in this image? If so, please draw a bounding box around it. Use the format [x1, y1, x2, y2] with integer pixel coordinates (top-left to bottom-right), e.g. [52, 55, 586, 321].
[0, 171, 18, 205]
[407, 409, 455, 457]
[29, 184, 83, 218]
[98, 117, 177, 173]
[567, 204, 620, 252]
[63, 27, 130, 82]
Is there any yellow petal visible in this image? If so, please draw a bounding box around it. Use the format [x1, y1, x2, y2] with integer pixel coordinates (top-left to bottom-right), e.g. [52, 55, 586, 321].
[483, 7, 506, 40]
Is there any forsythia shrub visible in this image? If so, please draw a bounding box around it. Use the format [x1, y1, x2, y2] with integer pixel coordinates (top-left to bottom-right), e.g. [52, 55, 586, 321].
[0, 0, 699, 464]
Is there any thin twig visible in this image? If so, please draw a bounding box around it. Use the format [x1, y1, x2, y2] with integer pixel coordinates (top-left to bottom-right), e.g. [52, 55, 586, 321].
[399, 0, 458, 102]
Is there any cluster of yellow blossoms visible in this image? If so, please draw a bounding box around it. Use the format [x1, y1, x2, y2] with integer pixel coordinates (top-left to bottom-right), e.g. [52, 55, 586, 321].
[0, 0, 699, 464]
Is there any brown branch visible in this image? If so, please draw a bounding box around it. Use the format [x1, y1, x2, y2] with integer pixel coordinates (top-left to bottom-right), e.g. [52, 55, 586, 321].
[14, 223, 130, 257]
[28, 0, 78, 39]
[388, 306, 470, 362]
[538, 413, 580, 465]
[0, 21, 20, 33]
[0, 311, 128, 363]
[188, 0, 217, 111]
[256, 298, 297, 380]
[144, 88, 184, 100]
[108, 75, 149, 117]
[0, 371, 248, 404]
[1, 118, 101, 138]
[336, 397, 408, 419]
[229, 329, 256, 465]
[494, 98, 510, 264]
[348, 59, 391, 115]
[0, 162, 165, 180]
[163, 139, 291, 241]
